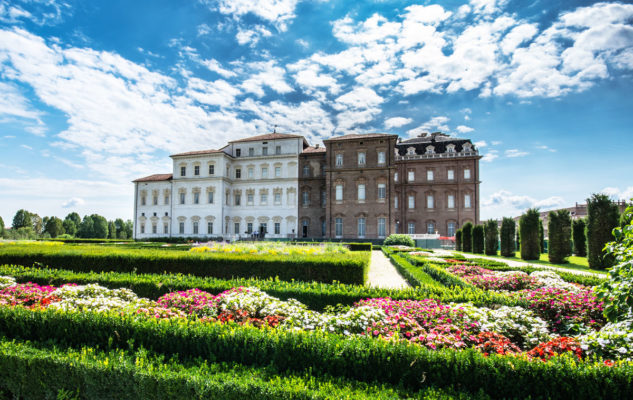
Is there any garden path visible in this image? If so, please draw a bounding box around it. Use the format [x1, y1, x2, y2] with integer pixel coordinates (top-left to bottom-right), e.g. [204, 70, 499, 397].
[435, 250, 605, 278]
[366, 250, 410, 289]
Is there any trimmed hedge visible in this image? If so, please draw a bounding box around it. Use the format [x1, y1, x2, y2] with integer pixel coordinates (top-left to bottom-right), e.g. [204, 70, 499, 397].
[382, 250, 446, 289]
[455, 229, 463, 251]
[499, 218, 516, 257]
[38, 238, 134, 243]
[383, 234, 414, 247]
[290, 242, 373, 251]
[573, 218, 587, 257]
[0, 244, 369, 285]
[483, 220, 498, 256]
[519, 209, 540, 260]
[462, 223, 473, 252]
[472, 225, 484, 254]
[548, 209, 572, 264]
[586, 193, 620, 269]
[0, 307, 630, 399]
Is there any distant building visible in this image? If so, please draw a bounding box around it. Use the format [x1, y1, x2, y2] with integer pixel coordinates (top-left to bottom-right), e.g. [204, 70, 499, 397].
[133, 131, 481, 240]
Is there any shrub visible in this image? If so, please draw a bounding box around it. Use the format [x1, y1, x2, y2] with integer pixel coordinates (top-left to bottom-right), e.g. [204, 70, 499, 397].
[461, 223, 473, 252]
[573, 218, 587, 257]
[483, 220, 498, 256]
[499, 218, 515, 257]
[383, 234, 414, 247]
[455, 229, 463, 251]
[519, 209, 540, 260]
[587, 193, 621, 269]
[548, 210, 572, 264]
[539, 219, 545, 254]
[472, 225, 484, 254]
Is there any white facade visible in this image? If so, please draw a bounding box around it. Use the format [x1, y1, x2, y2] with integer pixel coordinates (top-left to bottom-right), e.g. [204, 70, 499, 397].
[133, 134, 305, 240]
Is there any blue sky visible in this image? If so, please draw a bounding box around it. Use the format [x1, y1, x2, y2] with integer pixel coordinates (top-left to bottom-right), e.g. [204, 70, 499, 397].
[0, 0, 632, 224]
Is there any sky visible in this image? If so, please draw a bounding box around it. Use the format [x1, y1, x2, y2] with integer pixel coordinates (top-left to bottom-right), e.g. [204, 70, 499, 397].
[0, 0, 632, 225]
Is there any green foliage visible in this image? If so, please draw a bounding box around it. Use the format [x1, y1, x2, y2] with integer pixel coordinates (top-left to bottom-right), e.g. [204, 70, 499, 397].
[519, 209, 540, 260]
[573, 218, 587, 257]
[472, 225, 484, 254]
[405, 257, 473, 288]
[548, 210, 572, 264]
[0, 244, 370, 285]
[455, 229, 462, 251]
[539, 219, 545, 254]
[44, 217, 65, 238]
[91, 214, 109, 239]
[0, 307, 630, 399]
[483, 220, 498, 256]
[12, 209, 32, 230]
[500, 218, 515, 257]
[383, 234, 414, 247]
[77, 215, 94, 238]
[0, 216, 4, 237]
[383, 251, 447, 289]
[108, 221, 116, 239]
[587, 193, 621, 269]
[462, 222, 473, 252]
[597, 201, 633, 322]
[3, 227, 36, 240]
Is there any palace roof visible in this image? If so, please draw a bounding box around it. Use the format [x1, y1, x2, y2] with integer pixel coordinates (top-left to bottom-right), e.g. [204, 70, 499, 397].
[170, 149, 224, 157]
[133, 173, 173, 183]
[229, 132, 308, 146]
[325, 133, 398, 141]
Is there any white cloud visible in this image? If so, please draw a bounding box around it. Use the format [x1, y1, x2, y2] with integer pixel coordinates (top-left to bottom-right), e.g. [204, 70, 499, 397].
[407, 116, 450, 136]
[456, 125, 474, 133]
[213, 0, 299, 31]
[197, 24, 212, 36]
[0, 82, 45, 134]
[536, 145, 557, 152]
[505, 149, 529, 157]
[384, 117, 413, 129]
[62, 197, 85, 208]
[241, 60, 293, 96]
[200, 58, 236, 78]
[601, 186, 633, 201]
[288, 60, 340, 95]
[469, 0, 509, 16]
[334, 87, 383, 110]
[474, 140, 487, 148]
[481, 149, 498, 162]
[492, 140, 502, 145]
[482, 189, 565, 218]
[19, 144, 32, 150]
[186, 78, 241, 107]
[296, 38, 309, 48]
[235, 25, 272, 46]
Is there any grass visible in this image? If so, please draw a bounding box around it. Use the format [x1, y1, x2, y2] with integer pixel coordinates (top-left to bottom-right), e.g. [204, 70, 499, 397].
[454, 251, 608, 275]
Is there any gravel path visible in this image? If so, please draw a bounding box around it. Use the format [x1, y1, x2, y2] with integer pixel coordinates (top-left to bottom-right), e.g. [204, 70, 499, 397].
[435, 250, 606, 278]
[366, 250, 410, 289]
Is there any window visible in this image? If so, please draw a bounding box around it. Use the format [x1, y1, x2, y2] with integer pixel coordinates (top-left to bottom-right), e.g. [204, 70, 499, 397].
[234, 194, 241, 206]
[358, 152, 366, 165]
[179, 222, 184, 234]
[193, 192, 199, 204]
[247, 223, 253, 234]
[464, 169, 471, 180]
[448, 222, 456, 237]
[248, 147, 254, 156]
[235, 149, 241, 157]
[427, 170, 434, 181]
[248, 167, 254, 179]
[408, 222, 415, 234]
[262, 167, 268, 178]
[408, 171, 415, 182]
[274, 192, 281, 204]
[448, 194, 455, 209]
[465, 194, 472, 208]
[179, 193, 185, 205]
[260, 193, 267, 204]
[358, 218, 366, 238]
[165, 212, 168, 216]
[180, 166, 186, 177]
[357, 184, 365, 202]
[321, 190, 326, 207]
[193, 222, 199, 234]
[153, 195, 158, 205]
[163, 223, 169, 234]
[209, 164, 215, 175]
[274, 222, 280, 234]
[302, 191, 309, 206]
[447, 169, 454, 180]
[208, 191, 214, 204]
[151, 224, 156, 234]
[378, 183, 386, 200]
[427, 222, 435, 234]
[275, 145, 281, 155]
[335, 184, 343, 201]
[335, 154, 343, 167]
[262, 147, 268, 156]
[141, 196, 146, 206]
[275, 166, 281, 177]
[164, 195, 169, 205]
[247, 193, 254, 205]
[378, 151, 385, 165]
[235, 168, 241, 179]
[208, 222, 213, 234]
[194, 165, 200, 176]
[226, 192, 230, 205]
[261, 223, 267, 234]
[394, 196, 399, 209]
[378, 218, 386, 237]
[427, 194, 434, 209]
[234, 222, 240, 234]
[303, 165, 310, 177]
[408, 195, 415, 209]
[335, 218, 343, 237]
[394, 172, 398, 182]
[140, 224, 145, 234]
[321, 220, 326, 236]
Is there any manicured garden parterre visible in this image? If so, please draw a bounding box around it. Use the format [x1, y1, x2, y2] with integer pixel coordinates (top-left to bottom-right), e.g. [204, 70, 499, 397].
[0, 232, 632, 399]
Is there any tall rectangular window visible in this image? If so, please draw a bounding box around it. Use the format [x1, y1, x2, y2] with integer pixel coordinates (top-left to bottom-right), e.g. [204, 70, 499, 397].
[194, 166, 200, 176]
[408, 222, 415, 234]
[193, 192, 199, 204]
[248, 168, 254, 179]
[464, 169, 471, 180]
[357, 184, 365, 201]
[275, 145, 281, 155]
[262, 147, 268, 156]
[234, 222, 240, 234]
[378, 183, 386, 200]
[140, 224, 145, 234]
[408, 171, 414, 182]
[209, 164, 215, 175]
[248, 147, 254, 156]
[394, 172, 398, 182]
[427, 222, 435, 234]
[448, 194, 455, 209]
[394, 196, 399, 209]
[153, 196, 158, 205]
[193, 222, 199, 234]
[141, 196, 146, 206]
[235, 169, 241, 179]
[275, 166, 281, 177]
[274, 192, 281, 204]
[226, 192, 230, 205]
[427, 170, 434, 181]
[180, 166, 186, 177]
[465, 194, 472, 208]
[208, 191, 214, 204]
[179, 193, 185, 204]
[247, 193, 254, 205]
[427, 195, 434, 209]
[261, 223, 267, 234]
[335, 154, 343, 166]
[302, 191, 309, 206]
[261, 193, 268, 204]
[447, 169, 454, 180]
[358, 152, 366, 165]
[262, 167, 268, 178]
[335, 218, 343, 237]
[448, 222, 456, 237]
[321, 220, 326, 236]
[164, 223, 169, 234]
[247, 223, 253, 234]
[235, 149, 241, 157]
[321, 190, 326, 207]
[357, 218, 366, 238]
[378, 151, 385, 165]
[152, 224, 157, 234]
[274, 222, 280, 234]
[179, 222, 184, 234]
[164, 195, 169, 205]
[408, 195, 415, 209]
[235, 194, 241, 206]
[335, 185, 343, 201]
[303, 165, 310, 177]
[378, 218, 386, 237]
[208, 222, 213, 234]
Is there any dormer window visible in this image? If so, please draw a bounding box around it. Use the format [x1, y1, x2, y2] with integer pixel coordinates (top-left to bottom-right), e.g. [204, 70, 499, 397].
[462, 143, 472, 152]
[407, 147, 416, 155]
[426, 146, 435, 154]
[446, 144, 456, 153]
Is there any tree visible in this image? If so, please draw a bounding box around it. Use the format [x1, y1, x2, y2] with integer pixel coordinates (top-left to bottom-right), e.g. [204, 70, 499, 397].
[12, 209, 32, 229]
[91, 214, 109, 239]
[0, 216, 4, 237]
[500, 218, 516, 257]
[65, 212, 81, 227]
[455, 229, 463, 251]
[44, 217, 65, 238]
[587, 193, 621, 269]
[519, 208, 540, 260]
[124, 220, 133, 240]
[548, 210, 572, 264]
[572, 218, 587, 257]
[114, 218, 126, 239]
[63, 218, 78, 237]
[31, 213, 43, 235]
[462, 222, 473, 252]
[516, 228, 521, 252]
[484, 219, 499, 255]
[77, 215, 94, 238]
[539, 219, 545, 254]
[108, 220, 116, 239]
[472, 224, 484, 254]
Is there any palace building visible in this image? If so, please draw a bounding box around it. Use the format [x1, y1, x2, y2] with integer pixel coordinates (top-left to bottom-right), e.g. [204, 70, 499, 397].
[133, 131, 481, 240]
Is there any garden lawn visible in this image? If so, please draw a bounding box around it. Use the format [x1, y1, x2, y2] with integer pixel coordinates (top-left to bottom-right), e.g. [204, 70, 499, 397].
[455, 251, 606, 275]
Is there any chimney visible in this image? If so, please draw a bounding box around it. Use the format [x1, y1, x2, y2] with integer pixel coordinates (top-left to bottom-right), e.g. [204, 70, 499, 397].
[315, 144, 320, 148]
